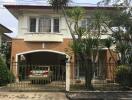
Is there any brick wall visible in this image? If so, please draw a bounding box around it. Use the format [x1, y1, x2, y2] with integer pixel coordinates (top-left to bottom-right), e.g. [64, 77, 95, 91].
[10, 38, 118, 82]
[11, 38, 75, 81]
[106, 50, 118, 81]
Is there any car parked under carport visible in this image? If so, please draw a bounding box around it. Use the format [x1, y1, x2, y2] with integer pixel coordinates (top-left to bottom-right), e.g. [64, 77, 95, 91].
[28, 66, 53, 84]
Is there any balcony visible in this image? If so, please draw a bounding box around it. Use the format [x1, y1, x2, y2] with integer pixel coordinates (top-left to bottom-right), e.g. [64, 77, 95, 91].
[24, 32, 63, 42]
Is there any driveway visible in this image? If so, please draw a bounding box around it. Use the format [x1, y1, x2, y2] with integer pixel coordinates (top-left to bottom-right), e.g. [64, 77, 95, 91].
[0, 92, 68, 100]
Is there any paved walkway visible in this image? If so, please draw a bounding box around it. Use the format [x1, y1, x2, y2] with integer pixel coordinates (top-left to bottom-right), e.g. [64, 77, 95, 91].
[0, 92, 68, 100]
[66, 91, 132, 100]
[0, 91, 132, 100]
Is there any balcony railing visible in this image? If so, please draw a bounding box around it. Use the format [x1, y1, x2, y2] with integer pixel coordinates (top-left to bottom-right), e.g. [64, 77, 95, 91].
[24, 32, 63, 42]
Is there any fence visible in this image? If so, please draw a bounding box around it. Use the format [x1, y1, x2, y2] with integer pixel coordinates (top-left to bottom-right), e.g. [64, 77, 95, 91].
[0, 62, 66, 92]
[70, 62, 132, 91]
[0, 62, 131, 91]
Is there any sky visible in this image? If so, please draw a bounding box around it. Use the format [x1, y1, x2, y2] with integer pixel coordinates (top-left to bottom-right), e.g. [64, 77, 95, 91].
[0, 0, 99, 37]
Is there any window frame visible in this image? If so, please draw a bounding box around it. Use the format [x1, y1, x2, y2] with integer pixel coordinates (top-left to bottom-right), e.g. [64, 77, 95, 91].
[29, 16, 60, 33]
[53, 17, 60, 33]
[39, 16, 52, 32]
[80, 17, 92, 30]
[29, 17, 37, 32]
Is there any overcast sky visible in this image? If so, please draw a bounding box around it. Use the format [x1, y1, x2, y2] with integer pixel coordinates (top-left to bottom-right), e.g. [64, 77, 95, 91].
[0, 0, 99, 37]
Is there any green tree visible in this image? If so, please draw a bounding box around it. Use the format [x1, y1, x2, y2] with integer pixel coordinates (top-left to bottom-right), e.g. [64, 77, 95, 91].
[90, 9, 109, 63]
[105, 10, 132, 64]
[115, 65, 132, 87]
[0, 42, 11, 69]
[67, 7, 109, 89]
[0, 56, 13, 86]
[67, 7, 93, 89]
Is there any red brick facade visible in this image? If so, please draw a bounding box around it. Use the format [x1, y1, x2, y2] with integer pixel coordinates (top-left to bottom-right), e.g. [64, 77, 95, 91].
[11, 38, 72, 60]
[11, 38, 117, 81]
[11, 38, 75, 80]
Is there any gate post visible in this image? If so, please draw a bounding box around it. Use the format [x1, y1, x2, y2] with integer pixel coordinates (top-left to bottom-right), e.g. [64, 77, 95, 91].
[66, 61, 70, 91]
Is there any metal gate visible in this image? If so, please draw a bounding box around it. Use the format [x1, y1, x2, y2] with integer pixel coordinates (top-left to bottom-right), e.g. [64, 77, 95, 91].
[6, 62, 66, 92]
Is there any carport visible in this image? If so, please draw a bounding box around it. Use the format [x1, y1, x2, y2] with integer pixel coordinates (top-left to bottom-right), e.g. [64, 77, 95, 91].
[11, 50, 71, 91]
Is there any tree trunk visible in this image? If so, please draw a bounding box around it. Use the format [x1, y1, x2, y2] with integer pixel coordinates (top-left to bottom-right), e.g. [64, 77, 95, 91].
[84, 58, 93, 90]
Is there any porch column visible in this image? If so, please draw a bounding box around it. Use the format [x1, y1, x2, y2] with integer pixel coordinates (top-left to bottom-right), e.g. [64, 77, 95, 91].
[66, 61, 70, 91]
[15, 62, 19, 82]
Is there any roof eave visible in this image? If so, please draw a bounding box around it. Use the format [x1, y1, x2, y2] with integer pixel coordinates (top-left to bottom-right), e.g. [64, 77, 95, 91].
[0, 24, 12, 33]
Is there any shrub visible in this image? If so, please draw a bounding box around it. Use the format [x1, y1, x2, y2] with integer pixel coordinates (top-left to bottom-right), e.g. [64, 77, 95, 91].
[115, 65, 132, 87]
[0, 56, 14, 86]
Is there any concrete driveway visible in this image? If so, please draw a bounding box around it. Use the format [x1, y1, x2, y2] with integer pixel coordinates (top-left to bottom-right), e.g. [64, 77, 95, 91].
[0, 92, 68, 100]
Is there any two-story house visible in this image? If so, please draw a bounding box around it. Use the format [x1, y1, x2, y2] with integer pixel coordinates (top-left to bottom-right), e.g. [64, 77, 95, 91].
[5, 5, 117, 90]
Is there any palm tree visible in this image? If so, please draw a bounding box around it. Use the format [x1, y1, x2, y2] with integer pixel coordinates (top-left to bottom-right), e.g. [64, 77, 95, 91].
[90, 10, 108, 63]
[67, 7, 95, 89]
[48, 0, 75, 40]
[104, 4, 132, 65]
[48, 0, 69, 10]
[67, 7, 110, 89]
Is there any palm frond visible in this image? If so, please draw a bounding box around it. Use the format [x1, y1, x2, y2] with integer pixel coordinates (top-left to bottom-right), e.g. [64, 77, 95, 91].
[48, 0, 70, 11]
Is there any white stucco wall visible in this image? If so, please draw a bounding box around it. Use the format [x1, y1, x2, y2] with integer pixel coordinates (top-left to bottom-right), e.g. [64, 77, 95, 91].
[16, 9, 112, 40]
[18, 14, 28, 37]
[17, 10, 72, 39]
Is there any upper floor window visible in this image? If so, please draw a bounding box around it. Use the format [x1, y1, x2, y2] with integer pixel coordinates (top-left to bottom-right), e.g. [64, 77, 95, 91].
[30, 18, 36, 32]
[81, 18, 91, 30]
[53, 18, 59, 32]
[39, 17, 51, 32]
[29, 17, 59, 33]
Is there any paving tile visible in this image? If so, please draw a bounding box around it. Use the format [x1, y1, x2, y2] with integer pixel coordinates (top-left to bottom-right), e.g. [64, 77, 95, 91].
[0, 92, 68, 100]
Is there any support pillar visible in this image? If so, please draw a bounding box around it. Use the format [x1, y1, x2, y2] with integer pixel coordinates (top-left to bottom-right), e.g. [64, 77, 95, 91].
[66, 62, 70, 91]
